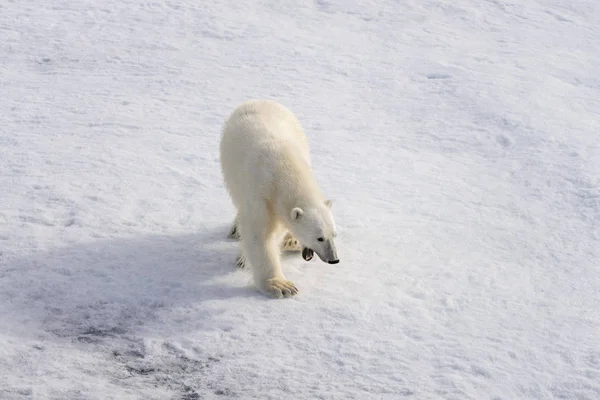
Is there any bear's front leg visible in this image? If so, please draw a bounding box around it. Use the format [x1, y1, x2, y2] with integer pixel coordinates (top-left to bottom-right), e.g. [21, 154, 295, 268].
[239, 211, 298, 298]
[244, 234, 298, 298]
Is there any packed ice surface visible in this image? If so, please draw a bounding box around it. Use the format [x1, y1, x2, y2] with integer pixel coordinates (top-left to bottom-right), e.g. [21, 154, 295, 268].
[1, 0, 599, 399]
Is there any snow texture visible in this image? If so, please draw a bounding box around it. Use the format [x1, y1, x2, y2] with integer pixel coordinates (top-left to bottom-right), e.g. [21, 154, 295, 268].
[1, 0, 599, 399]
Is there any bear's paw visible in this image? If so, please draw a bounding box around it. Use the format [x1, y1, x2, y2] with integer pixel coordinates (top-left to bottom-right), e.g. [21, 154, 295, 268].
[261, 278, 298, 299]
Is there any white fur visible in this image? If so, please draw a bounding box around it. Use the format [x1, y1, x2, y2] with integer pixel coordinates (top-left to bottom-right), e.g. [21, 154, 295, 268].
[219, 99, 338, 298]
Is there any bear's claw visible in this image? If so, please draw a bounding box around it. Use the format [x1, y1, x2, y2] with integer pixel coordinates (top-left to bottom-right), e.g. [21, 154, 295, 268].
[262, 278, 298, 298]
[235, 255, 246, 269]
[281, 232, 302, 252]
[227, 223, 240, 240]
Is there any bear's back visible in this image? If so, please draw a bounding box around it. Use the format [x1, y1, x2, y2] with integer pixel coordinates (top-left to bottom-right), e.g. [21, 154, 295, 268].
[220, 99, 313, 206]
[220, 99, 310, 167]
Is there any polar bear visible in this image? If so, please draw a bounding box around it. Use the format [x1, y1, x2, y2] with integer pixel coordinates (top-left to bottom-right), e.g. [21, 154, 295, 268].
[219, 99, 339, 298]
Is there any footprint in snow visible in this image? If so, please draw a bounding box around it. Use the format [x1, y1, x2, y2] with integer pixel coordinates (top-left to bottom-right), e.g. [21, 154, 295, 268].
[496, 134, 514, 148]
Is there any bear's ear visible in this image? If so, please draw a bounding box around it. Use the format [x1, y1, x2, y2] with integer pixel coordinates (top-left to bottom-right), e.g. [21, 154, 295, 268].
[291, 207, 304, 220]
[325, 199, 333, 209]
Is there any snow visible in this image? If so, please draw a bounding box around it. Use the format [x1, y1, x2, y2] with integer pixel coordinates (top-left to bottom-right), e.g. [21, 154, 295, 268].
[1, 0, 599, 398]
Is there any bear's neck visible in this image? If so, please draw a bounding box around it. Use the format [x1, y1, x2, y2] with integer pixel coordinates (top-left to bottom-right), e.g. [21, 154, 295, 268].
[274, 157, 325, 217]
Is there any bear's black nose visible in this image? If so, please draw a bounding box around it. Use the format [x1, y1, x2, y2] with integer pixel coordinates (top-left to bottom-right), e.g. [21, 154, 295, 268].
[328, 259, 339, 264]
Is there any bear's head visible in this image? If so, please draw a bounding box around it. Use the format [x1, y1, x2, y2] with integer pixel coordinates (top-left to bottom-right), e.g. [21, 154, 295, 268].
[288, 199, 339, 264]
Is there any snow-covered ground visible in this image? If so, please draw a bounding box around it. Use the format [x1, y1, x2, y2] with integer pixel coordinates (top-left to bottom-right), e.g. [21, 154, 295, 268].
[1, 0, 599, 398]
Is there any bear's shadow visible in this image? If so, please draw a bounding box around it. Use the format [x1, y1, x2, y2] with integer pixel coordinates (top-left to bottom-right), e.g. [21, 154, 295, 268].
[0, 226, 254, 341]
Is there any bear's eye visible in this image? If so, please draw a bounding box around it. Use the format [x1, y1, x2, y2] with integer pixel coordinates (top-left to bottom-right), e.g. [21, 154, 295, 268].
[317, 237, 324, 242]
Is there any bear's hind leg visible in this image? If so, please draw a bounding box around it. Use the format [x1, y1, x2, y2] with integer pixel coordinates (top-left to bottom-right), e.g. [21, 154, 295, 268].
[227, 213, 240, 240]
[238, 207, 298, 298]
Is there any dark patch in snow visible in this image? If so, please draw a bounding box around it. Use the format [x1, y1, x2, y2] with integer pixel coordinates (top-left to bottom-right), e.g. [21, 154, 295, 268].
[181, 386, 201, 400]
[496, 134, 513, 147]
[214, 388, 235, 396]
[125, 365, 156, 375]
[63, 218, 76, 227]
[76, 326, 127, 343]
[427, 73, 452, 80]
[0, 387, 33, 399]
[107, 337, 225, 397]
[82, 326, 127, 337]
